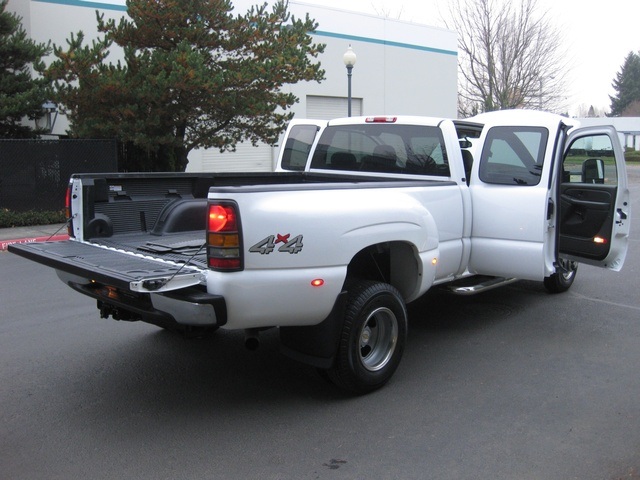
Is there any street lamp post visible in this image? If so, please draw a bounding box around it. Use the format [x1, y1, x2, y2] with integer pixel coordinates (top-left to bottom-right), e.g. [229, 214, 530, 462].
[539, 78, 543, 110]
[36, 101, 58, 134]
[343, 45, 357, 117]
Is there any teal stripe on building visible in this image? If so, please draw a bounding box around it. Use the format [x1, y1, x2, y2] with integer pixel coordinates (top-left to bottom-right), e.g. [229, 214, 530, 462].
[31, 0, 456, 57]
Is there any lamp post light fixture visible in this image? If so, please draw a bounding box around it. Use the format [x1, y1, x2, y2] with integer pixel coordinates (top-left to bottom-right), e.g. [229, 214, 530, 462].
[343, 45, 357, 117]
[538, 75, 555, 111]
[37, 101, 58, 134]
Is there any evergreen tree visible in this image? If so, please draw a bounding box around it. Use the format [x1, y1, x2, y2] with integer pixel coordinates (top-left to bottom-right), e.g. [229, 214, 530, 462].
[0, 0, 51, 138]
[609, 51, 640, 117]
[47, 0, 325, 171]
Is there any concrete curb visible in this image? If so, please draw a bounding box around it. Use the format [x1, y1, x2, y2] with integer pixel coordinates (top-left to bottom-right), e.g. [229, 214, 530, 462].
[0, 223, 69, 252]
[1, 234, 70, 252]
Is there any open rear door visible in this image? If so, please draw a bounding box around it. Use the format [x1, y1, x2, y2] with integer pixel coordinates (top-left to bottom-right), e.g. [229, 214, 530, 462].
[467, 121, 559, 280]
[557, 125, 630, 271]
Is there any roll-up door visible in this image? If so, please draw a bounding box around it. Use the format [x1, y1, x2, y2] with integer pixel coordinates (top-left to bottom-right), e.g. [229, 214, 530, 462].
[307, 95, 362, 119]
[199, 142, 273, 172]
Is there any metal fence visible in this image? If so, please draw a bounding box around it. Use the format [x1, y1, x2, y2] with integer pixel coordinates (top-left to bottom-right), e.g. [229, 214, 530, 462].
[0, 139, 117, 212]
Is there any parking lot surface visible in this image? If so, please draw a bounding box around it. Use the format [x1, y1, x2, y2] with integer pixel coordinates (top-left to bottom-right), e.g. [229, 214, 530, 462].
[2, 166, 640, 480]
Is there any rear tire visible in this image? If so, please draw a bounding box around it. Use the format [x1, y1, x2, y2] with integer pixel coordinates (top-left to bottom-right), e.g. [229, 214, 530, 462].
[543, 259, 578, 293]
[326, 281, 407, 394]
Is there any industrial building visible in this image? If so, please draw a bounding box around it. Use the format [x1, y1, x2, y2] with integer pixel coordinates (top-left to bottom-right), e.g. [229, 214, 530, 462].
[8, 0, 458, 171]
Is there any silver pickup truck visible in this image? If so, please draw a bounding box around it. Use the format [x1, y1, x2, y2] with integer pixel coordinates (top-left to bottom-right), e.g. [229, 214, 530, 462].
[9, 110, 631, 393]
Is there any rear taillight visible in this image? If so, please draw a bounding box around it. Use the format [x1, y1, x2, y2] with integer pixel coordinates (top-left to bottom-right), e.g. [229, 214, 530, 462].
[207, 202, 242, 271]
[65, 182, 74, 237]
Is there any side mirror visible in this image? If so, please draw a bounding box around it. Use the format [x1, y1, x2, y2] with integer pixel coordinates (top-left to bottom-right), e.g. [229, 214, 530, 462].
[582, 158, 604, 184]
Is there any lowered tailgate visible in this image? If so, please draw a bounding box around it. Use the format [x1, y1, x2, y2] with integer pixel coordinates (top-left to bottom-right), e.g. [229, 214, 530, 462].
[8, 240, 204, 293]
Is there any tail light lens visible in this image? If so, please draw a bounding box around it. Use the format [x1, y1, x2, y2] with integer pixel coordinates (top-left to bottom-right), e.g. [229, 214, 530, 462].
[207, 202, 243, 271]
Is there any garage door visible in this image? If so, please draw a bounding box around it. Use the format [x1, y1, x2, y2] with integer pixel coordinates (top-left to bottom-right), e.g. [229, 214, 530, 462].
[198, 142, 274, 172]
[307, 95, 362, 119]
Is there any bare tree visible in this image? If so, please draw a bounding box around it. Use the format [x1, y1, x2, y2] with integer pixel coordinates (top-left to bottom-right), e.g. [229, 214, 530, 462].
[372, 3, 405, 20]
[445, 0, 568, 117]
[576, 104, 607, 118]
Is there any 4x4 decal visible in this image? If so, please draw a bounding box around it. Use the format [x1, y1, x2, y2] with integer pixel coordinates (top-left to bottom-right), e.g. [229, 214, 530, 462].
[249, 234, 304, 255]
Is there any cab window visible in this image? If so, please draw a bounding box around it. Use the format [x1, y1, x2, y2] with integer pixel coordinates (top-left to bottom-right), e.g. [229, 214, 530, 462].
[479, 127, 548, 185]
[563, 134, 617, 185]
[280, 125, 320, 171]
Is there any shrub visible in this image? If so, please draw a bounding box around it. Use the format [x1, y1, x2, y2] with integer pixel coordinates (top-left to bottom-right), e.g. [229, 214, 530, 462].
[624, 148, 640, 163]
[0, 209, 66, 228]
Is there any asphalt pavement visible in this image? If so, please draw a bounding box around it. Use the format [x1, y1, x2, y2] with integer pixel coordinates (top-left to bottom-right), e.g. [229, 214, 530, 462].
[3, 222, 640, 480]
[1, 165, 640, 479]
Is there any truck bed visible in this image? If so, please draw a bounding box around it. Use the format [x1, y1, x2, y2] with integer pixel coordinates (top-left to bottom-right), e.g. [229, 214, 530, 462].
[97, 231, 207, 267]
[10, 171, 453, 290]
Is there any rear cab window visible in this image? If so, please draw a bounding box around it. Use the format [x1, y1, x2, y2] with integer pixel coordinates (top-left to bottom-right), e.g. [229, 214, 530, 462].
[310, 124, 451, 176]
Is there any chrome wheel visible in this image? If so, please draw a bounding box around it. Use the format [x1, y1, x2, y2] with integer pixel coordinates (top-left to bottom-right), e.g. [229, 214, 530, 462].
[559, 259, 578, 281]
[326, 281, 408, 394]
[359, 307, 398, 372]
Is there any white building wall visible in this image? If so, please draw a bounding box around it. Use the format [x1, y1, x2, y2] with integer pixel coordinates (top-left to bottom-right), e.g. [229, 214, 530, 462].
[577, 117, 640, 151]
[285, 2, 458, 118]
[8, 0, 458, 171]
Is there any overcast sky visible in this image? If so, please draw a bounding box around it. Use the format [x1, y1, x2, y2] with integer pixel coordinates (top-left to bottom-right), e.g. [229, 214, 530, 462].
[298, 0, 640, 116]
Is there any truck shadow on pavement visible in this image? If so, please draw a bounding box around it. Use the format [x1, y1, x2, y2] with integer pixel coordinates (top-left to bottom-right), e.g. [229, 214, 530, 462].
[406, 281, 543, 332]
[57, 280, 550, 417]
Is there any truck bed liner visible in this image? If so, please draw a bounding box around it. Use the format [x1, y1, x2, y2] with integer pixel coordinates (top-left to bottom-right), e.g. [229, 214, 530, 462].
[95, 231, 207, 267]
[9, 233, 206, 290]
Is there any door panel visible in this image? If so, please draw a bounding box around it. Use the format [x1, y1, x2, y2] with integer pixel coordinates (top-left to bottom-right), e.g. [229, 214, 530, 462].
[468, 120, 630, 280]
[468, 124, 554, 280]
[559, 185, 616, 260]
[558, 126, 630, 270]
